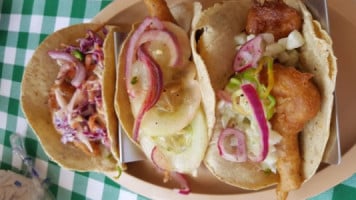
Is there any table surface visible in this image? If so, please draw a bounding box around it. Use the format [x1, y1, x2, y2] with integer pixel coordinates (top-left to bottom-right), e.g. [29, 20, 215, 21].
[0, 0, 355, 199]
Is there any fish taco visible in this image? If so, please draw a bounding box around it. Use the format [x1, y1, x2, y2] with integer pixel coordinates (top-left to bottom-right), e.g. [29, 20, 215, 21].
[191, 0, 337, 198]
[115, 0, 215, 193]
[21, 23, 121, 172]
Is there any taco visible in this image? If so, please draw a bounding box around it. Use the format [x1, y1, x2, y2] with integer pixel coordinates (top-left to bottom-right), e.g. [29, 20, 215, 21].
[21, 23, 121, 172]
[191, 0, 337, 198]
[115, 0, 214, 193]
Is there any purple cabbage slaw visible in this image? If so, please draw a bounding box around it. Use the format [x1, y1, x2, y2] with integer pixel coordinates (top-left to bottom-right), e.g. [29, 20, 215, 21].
[48, 28, 110, 153]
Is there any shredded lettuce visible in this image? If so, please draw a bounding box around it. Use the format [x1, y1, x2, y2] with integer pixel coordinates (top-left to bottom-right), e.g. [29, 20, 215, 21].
[50, 28, 109, 152]
[153, 124, 193, 153]
[218, 92, 281, 172]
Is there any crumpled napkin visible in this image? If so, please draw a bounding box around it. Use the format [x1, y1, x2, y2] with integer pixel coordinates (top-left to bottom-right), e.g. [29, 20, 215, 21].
[0, 170, 45, 200]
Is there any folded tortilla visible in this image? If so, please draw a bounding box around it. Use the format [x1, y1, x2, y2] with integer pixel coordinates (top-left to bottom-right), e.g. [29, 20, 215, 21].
[21, 24, 120, 172]
[115, 3, 215, 175]
[191, 0, 337, 189]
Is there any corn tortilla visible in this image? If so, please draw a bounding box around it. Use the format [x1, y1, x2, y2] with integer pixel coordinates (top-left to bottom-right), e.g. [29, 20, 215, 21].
[191, 0, 337, 189]
[21, 23, 120, 172]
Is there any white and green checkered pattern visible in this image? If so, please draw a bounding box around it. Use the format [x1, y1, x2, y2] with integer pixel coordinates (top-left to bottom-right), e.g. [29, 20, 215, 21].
[0, 0, 150, 199]
[1, 0, 356, 199]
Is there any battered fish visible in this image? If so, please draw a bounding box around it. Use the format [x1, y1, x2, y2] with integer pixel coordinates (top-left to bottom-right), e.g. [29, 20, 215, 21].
[246, 1, 302, 39]
[269, 64, 321, 199]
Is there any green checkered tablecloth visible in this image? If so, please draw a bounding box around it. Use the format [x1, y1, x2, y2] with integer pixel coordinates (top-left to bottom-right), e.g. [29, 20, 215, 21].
[0, 0, 355, 199]
[0, 0, 149, 199]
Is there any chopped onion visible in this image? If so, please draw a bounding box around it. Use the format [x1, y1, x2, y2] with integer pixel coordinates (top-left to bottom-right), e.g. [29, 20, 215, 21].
[277, 37, 288, 48]
[264, 43, 285, 57]
[233, 35, 264, 72]
[241, 83, 269, 162]
[132, 46, 163, 141]
[217, 128, 247, 162]
[277, 49, 299, 66]
[286, 30, 304, 50]
[246, 34, 256, 41]
[234, 32, 247, 46]
[260, 33, 275, 44]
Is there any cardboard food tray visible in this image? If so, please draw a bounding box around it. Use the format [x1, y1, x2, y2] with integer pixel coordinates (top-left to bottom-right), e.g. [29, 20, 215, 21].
[94, 0, 356, 199]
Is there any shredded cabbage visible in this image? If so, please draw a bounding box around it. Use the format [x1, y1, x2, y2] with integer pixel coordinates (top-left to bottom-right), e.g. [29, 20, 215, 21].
[49, 28, 109, 153]
[218, 100, 281, 172]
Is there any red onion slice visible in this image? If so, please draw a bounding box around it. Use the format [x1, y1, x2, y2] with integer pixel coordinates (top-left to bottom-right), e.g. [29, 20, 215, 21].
[137, 29, 181, 67]
[171, 172, 191, 195]
[151, 146, 170, 171]
[217, 128, 247, 162]
[132, 46, 163, 141]
[241, 83, 269, 162]
[151, 147, 190, 195]
[233, 35, 264, 72]
[48, 50, 77, 63]
[125, 17, 164, 95]
[48, 50, 86, 88]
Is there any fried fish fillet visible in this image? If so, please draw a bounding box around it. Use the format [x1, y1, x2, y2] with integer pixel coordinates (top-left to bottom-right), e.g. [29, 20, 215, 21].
[269, 64, 321, 199]
[246, 1, 302, 39]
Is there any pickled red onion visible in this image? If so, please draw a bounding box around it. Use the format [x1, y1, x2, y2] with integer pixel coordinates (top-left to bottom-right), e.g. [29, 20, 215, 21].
[217, 128, 247, 162]
[151, 146, 170, 171]
[151, 146, 190, 195]
[48, 50, 86, 87]
[125, 17, 164, 95]
[137, 29, 181, 67]
[171, 172, 190, 195]
[233, 35, 264, 72]
[132, 46, 163, 141]
[241, 83, 269, 162]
